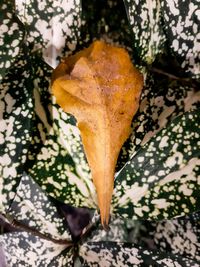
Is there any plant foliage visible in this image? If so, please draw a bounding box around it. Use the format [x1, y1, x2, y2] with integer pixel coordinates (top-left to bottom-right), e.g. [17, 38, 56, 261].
[0, 0, 200, 266]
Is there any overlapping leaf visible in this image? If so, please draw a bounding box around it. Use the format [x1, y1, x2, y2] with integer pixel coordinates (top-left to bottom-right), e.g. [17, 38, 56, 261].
[0, 173, 74, 266]
[15, 0, 82, 68]
[160, 0, 200, 79]
[23, 55, 95, 208]
[113, 108, 200, 220]
[7, 173, 71, 241]
[0, 0, 24, 81]
[123, 0, 166, 65]
[79, 241, 200, 267]
[1, 206, 200, 267]
[0, 0, 200, 266]
[153, 211, 200, 261]
[0, 45, 34, 213]
[0, 231, 73, 267]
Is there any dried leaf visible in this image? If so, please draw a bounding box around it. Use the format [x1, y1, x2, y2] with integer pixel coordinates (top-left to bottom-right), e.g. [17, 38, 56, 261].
[52, 41, 143, 228]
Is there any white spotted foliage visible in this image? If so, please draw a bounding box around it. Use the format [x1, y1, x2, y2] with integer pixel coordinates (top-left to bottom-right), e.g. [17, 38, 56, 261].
[0, 1, 24, 81]
[15, 0, 81, 68]
[0, 231, 73, 267]
[0, 0, 200, 266]
[161, 0, 200, 78]
[113, 109, 200, 220]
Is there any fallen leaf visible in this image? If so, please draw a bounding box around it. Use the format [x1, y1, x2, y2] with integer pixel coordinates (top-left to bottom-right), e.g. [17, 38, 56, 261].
[52, 41, 143, 228]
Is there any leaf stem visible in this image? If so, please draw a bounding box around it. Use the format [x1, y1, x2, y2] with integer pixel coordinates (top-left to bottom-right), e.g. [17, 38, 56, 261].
[150, 67, 191, 81]
[11, 219, 73, 246]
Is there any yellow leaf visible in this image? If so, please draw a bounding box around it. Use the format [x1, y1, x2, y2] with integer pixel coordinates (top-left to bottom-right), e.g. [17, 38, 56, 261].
[52, 41, 143, 229]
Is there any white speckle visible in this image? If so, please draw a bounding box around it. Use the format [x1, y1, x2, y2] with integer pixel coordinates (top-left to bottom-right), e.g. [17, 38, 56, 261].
[11, 39, 20, 47]
[165, 151, 184, 168]
[184, 90, 200, 112]
[128, 254, 142, 265]
[157, 258, 181, 267]
[134, 207, 144, 217]
[5, 61, 11, 68]
[178, 184, 193, 196]
[172, 39, 179, 51]
[3, 166, 17, 178]
[159, 136, 169, 148]
[148, 175, 158, 183]
[13, 107, 21, 116]
[0, 120, 6, 132]
[159, 106, 176, 129]
[151, 198, 170, 209]
[158, 170, 165, 176]
[144, 170, 150, 176]
[195, 9, 200, 20]
[0, 133, 4, 144]
[116, 183, 148, 206]
[0, 24, 8, 33]
[0, 154, 11, 165]
[138, 156, 144, 163]
[160, 158, 200, 186]
[66, 166, 90, 198]
[46, 177, 63, 190]
[5, 93, 16, 113]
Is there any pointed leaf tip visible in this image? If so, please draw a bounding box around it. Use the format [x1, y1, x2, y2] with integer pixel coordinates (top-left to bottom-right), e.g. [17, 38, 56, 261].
[52, 40, 143, 226]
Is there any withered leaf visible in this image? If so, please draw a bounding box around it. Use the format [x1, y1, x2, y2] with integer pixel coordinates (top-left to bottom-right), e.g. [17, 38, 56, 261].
[52, 41, 143, 228]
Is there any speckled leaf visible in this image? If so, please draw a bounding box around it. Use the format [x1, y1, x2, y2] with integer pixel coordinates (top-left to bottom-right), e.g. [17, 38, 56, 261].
[160, 0, 200, 79]
[23, 55, 96, 208]
[123, 0, 166, 65]
[0, 1, 24, 81]
[124, 0, 200, 77]
[113, 109, 200, 220]
[0, 45, 34, 214]
[1, 0, 200, 230]
[0, 231, 73, 267]
[153, 211, 200, 262]
[79, 241, 200, 267]
[116, 73, 200, 169]
[7, 173, 71, 241]
[15, 0, 82, 68]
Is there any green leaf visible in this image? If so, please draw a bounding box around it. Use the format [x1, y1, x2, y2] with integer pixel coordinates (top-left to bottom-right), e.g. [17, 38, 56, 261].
[79, 241, 200, 267]
[0, 231, 73, 267]
[0, 1, 24, 81]
[153, 211, 200, 261]
[123, 0, 166, 65]
[7, 173, 71, 241]
[160, 1, 200, 79]
[113, 109, 200, 220]
[117, 68, 200, 169]
[15, 0, 82, 67]
[23, 54, 96, 208]
[0, 45, 34, 213]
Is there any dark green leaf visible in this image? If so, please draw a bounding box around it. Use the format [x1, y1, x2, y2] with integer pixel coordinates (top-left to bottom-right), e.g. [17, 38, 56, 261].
[113, 109, 200, 220]
[154, 211, 200, 261]
[23, 54, 96, 207]
[0, 1, 24, 81]
[7, 173, 71, 241]
[123, 0, 166, 65]
[15, 0, 82, 67]
[0, 231, 73, 267]
[160, 0, 200, 79]
[0, 45, 34, 213]
[79, 241, 200, 267]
